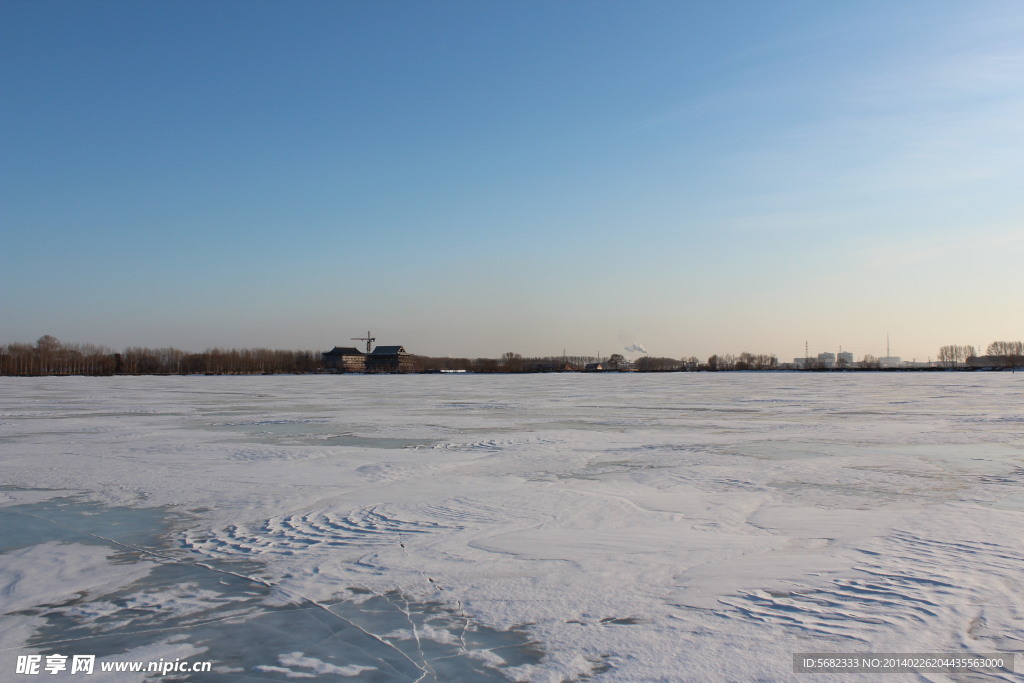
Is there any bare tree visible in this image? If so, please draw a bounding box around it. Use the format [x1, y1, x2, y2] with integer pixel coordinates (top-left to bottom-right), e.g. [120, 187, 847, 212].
[987, 341, 1024, 369]
[635, 356, 681, 372]
[500, 352, 524, 372]
[858, 354, 880, 369]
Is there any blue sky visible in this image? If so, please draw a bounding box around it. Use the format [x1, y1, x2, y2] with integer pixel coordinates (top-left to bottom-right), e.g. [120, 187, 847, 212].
[3, 1, 1022, 360]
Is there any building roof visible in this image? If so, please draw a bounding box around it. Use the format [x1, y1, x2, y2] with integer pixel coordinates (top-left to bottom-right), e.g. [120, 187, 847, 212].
[370, 346, 407, 356]
[324, 347, 365, 357]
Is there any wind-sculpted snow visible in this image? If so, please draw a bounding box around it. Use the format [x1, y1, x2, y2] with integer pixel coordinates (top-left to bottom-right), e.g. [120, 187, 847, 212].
[717, 528, 1024, 647]
[183, 506, 451, 557]
[1, 373, 1022, 680]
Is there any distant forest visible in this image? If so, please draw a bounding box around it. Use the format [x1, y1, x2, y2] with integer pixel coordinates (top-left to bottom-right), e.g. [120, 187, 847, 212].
[0, 336, 1021, 376]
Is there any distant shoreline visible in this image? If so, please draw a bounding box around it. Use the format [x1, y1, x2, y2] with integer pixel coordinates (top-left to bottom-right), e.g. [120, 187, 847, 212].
[1, 366, 1017, 378]
[3, 336, 1020, 376]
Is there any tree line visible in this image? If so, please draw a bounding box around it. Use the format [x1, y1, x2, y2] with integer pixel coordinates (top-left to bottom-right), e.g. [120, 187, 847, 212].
[0, 336, 320, 376]
[937, 341, 1023, 369]
[412, 351, 779, 372]
[3, 335, 1020, 376]
[936, 345, 977, 368]
[0, 339, 779, 376]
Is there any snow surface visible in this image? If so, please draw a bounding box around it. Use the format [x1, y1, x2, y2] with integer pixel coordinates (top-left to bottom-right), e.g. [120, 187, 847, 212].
[1, 373, 1022, 681]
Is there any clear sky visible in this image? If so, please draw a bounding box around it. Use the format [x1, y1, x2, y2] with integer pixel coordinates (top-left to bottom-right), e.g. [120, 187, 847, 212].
[3, 1, 1022, 361]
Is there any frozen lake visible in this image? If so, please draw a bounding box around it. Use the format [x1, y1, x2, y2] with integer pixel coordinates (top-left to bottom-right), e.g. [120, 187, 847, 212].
[1, 373, 1022, 680]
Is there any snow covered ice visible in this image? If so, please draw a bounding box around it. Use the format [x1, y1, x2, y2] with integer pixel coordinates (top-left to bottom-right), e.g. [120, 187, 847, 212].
[1, 373, 1022, 680]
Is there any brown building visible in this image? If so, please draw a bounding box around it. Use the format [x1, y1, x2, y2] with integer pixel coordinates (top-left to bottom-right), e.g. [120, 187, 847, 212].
[322, 345, 415, 373]
[367, 346, 415, 373]
[322, 347, 367, 373]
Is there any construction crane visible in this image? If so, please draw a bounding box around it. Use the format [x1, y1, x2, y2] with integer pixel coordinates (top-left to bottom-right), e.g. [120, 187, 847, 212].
[351, 331, 375, 354]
